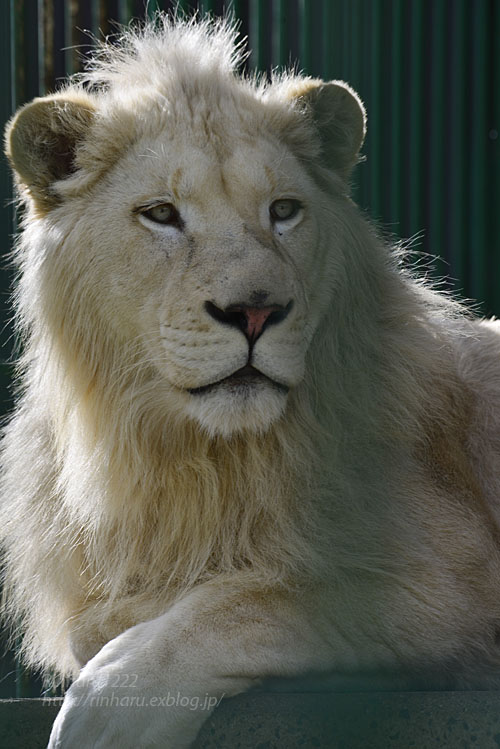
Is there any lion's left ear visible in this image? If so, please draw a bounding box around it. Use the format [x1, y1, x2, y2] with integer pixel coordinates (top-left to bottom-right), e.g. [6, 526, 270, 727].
[5, 93, 96, 210]
[292, 80, 366, 181]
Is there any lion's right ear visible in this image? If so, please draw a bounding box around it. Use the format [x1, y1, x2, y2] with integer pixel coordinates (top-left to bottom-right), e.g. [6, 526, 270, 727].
[5, 93, 96, 210]
[288, 80, 366, 181]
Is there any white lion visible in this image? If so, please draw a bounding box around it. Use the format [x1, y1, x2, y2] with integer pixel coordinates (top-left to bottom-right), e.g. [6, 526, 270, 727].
[3, 14, 500, 749]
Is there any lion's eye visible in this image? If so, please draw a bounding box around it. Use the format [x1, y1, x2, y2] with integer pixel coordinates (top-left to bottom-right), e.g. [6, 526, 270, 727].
[269, 199, 302, 222]
[141, 203, 182, 227]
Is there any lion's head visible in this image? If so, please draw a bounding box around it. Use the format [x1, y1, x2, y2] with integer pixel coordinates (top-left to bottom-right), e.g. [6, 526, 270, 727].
[6, 18, 365, 439]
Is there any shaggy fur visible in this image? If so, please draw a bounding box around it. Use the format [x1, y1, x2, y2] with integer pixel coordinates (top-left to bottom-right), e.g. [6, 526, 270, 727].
[3, 14, 500, 748]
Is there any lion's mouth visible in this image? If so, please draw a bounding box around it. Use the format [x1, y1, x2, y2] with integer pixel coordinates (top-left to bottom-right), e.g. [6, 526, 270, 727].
[187, 364, 289, 396]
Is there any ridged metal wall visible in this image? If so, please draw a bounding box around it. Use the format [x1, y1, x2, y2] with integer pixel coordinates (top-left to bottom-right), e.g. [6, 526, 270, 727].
[0, 0, 498, 696]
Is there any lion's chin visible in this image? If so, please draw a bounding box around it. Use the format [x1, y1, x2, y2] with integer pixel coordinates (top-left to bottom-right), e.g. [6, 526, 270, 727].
[184, 377, 288, 439]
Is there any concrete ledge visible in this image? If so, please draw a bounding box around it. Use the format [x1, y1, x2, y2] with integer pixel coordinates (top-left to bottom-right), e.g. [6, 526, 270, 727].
[2, 691, 500, 748]
[197, 691, 500, 747]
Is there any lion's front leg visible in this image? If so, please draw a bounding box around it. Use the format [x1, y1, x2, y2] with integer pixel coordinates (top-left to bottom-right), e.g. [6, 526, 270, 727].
[47, 581, 336, 748]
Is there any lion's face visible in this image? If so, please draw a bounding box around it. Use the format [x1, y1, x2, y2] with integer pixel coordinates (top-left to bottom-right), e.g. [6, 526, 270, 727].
[7, 47, 365, 440]
[76, 126, 336, 437]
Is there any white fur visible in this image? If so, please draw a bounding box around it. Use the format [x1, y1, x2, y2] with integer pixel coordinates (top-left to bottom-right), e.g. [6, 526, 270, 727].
[2, 15, 500, 748]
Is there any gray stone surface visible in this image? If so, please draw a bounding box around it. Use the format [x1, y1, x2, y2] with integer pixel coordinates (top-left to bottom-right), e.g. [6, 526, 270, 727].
[2, 691, 500, 748]
[195, 691, 500, 748]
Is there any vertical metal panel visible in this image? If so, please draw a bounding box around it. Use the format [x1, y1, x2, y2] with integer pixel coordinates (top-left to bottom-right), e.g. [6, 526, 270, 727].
[299, 0, 312, 73]
[12, 0, 42, 107]
[426, 0, 446, 280]
[52, 0, 67, 84]
[1, 1, 14, 371]
[271, 0, 286, 67]
[117, 0, 132, 24]
[388, 0, 402, 231]
[63, 0, 75, 74]
[491, 0, 500, 310]
[248, 0, 272, 72]
[407, 0, 424, 239]
[368, 1, 382, 220]
[447, 0, 467, 292]
[468, 0, 488, 305]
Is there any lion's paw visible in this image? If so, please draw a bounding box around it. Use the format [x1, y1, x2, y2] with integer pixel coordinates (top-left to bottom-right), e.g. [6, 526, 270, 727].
[47, 632, 207, 748]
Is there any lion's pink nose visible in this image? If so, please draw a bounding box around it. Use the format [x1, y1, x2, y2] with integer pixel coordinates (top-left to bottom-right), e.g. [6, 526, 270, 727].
[204, 300, 293, 343]
[236, 306, 280, 340]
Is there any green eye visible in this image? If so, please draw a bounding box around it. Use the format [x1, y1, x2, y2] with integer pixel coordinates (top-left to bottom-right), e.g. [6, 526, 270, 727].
[270, 199, 302, 222]
[141, 203, 182, 227]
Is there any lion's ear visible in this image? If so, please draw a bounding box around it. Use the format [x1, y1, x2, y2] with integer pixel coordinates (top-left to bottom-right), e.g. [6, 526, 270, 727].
[5, 94, 96, 209]
[294, 80, 366, 181]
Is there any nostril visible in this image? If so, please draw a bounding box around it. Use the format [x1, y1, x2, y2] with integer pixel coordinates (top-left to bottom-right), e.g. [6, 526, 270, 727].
[204, 299, 293, 343]
[204, 301, 249, 331]
[267, 300, 294, 327]
[226, 307, 248, 330]
[204, 301, 231, 325]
